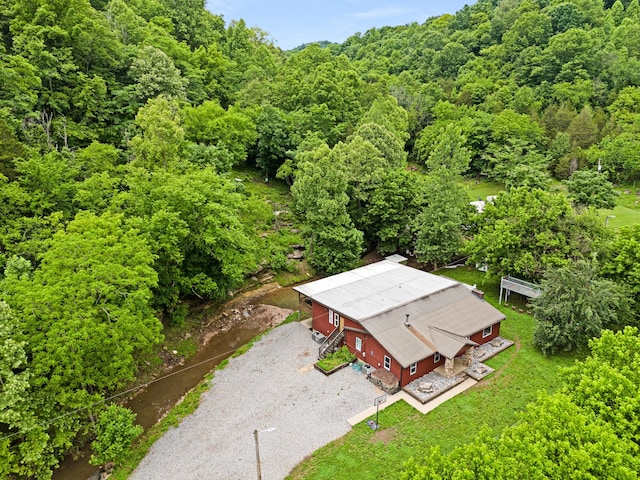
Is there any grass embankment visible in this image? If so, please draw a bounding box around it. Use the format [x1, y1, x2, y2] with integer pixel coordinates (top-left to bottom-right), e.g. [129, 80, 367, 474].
[112, 312, 301, 479]
[287, 267, 578, 480]
[110, 372, 213, 480]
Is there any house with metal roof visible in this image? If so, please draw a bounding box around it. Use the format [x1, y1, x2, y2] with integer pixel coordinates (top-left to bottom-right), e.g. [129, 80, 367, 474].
[294, 259, 505, 389]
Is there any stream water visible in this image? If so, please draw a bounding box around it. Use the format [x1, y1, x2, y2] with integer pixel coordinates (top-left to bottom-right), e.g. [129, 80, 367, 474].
[52, 286, 298, 480]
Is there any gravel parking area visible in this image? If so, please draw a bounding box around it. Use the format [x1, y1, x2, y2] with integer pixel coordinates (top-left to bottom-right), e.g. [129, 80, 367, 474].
[130, 322, 381, 480]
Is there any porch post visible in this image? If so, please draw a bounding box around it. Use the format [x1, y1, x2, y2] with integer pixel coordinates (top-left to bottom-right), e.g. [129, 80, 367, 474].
[444, 357, 454, 378]
[463, 347, 474, 367]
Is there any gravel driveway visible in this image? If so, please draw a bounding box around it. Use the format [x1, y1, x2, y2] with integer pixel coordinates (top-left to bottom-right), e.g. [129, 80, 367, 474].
[130, 322, 381, 480]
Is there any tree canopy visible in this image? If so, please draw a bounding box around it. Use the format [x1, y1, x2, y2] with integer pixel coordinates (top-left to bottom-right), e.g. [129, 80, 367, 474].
[532, 260, 633, 355]
[2, 0, 640, 475]
[467, 188, 604, 281]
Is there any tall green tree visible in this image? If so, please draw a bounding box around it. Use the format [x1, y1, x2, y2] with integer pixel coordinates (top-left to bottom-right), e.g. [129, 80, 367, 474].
[414, 128, 471, 267]
[117, 167, 258, 319]
[561, 327, 640, 445]
[129, 45, 188, 101]
[565, 169, 617, 209]
[482, 139, 550, 189]
[1, 211, 162, 478]
[130, 95, 185, 170]
[252, 104, 291, 179]
[413, 178, 470, 268]
[3, 211, 163, 393]
[599, 224, 640, 313]
[467, 188, 603, 280]
[425, 124, 471, 176]
[359, 170, 423, 255]
[292, 148, 363, 273]
[182, 100, 256, 166]
[532, 260, 633, 355]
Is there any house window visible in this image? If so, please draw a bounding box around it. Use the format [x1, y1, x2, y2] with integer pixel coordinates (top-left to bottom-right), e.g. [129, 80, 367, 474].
[333, 312, 340, 327]
[355, 337, 362, 352]
[384, 355, 391, 371]
[328, 309, 334, 325]
[482, 325, 493, 338]
[434, 353, 441, 363]
[410, 362, 417, 375]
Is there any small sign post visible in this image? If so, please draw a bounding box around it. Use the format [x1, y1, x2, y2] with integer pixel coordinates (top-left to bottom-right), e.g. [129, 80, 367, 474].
[374, 394, 386, 427]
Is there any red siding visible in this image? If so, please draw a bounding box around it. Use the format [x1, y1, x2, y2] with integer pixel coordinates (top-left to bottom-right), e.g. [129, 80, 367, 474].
[311, 302, 335, 336]
[312, 304, 503, 388]
[342, 320, 451, 387]
[470, 322, 501, 345]
[343, 318, 361, 330]
[398, 353, 445, 387]
[343, 331, 410, 383]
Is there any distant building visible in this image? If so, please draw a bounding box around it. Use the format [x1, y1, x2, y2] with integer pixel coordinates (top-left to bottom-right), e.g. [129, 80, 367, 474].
[470, 195, 496, 214]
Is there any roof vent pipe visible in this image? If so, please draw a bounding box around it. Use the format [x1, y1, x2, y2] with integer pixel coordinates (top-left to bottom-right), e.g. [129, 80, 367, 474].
[405, 314, 410, 327]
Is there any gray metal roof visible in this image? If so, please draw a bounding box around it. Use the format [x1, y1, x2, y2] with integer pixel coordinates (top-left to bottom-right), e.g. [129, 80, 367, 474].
[294, 260, 458, 321]
[296, 261, 506, 368]
[360, 284, 502, 367]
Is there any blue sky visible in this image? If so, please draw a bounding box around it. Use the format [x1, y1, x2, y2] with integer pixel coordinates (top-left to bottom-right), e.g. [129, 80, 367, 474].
[206, 1, 476, 50]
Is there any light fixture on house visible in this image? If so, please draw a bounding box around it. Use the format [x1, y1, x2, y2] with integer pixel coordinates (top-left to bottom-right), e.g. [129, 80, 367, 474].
[405, 314, 410, 327]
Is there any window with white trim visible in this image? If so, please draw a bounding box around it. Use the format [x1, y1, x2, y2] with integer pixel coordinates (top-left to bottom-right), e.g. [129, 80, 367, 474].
[384, 355, 391, 371]
[328, 309, 334, 325]
[355, 337, 362, 352]
[333, 312, 340, 327]
[482, 325, 493, 338]
[410, 362, 417, 375]
[434, 353, 441, 363]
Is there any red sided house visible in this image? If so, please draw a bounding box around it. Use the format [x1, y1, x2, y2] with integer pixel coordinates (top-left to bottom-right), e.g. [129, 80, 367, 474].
[294, 259, 505, 389]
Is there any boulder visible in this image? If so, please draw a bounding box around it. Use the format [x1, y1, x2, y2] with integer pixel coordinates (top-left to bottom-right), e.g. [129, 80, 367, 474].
[417, 381, 433, 393]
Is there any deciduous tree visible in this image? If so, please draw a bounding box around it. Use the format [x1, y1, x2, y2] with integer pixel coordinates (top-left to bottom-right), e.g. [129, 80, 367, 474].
[292, 150, 363, 273]
[565, 169, 617, 209]
[532, 261, 632, 355]
[467, 188, 602, 280]
[599, 224, 640, 313]
[90, 404, 143, 467]
[561, 327, 640, 444]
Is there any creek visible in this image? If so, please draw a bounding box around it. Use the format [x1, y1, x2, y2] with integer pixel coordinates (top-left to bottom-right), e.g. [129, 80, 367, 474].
[52, 284, 299, 480]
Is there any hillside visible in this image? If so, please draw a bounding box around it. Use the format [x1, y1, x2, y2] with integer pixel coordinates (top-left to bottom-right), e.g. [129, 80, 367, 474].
[1, 0, 640, 477]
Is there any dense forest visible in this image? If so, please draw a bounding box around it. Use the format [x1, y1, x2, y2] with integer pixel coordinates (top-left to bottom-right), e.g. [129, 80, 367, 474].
[1, 0, 640, 477]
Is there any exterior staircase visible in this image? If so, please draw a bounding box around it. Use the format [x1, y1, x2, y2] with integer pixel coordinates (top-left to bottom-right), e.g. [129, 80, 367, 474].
[319, 328, 345, 359]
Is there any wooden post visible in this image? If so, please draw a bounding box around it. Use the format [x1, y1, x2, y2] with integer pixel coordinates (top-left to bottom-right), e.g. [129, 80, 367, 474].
[254, 429, 261, 480]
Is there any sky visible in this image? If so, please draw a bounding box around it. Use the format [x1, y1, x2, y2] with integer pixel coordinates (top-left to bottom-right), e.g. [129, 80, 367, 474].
[206, 1, 476, 50]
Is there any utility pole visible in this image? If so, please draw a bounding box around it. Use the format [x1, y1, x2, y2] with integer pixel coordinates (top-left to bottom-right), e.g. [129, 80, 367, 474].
[254, 427, 275, 480]
[253, 429, 261, 480]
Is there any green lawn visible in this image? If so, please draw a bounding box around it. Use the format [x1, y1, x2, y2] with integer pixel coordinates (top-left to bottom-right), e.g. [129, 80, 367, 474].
[599, 205, 640, 228]
[600, 187, 640, 228]
[462, 178, 504, 201]
[287, 267, 578, 480]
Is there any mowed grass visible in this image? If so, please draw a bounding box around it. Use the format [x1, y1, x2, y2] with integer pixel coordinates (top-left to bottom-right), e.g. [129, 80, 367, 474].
[463, 178, 504, 201]
[287, 266, 578, 480]
[600, 187, 640, 228]
[599, 205, 640, 228]
[463, 178, 640, 228]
